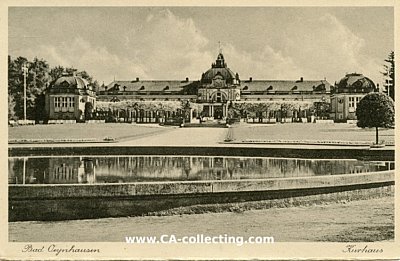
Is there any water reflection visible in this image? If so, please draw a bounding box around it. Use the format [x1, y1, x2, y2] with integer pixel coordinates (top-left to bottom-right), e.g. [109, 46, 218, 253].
[8, 156, 394, 185]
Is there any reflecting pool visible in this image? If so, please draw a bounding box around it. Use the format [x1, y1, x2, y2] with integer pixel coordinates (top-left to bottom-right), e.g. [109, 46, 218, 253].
[8, 156, 394, 185]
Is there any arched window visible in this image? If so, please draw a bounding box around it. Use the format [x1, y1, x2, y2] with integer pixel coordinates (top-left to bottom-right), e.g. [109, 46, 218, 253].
[216, 92, 222, 102]
[243, 86, 248, 90]
[139, 86, 145, 91]
[164, 86, 170, 91]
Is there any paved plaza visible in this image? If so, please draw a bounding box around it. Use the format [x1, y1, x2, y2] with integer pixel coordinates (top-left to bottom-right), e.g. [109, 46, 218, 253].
[9, 123, 395, 146]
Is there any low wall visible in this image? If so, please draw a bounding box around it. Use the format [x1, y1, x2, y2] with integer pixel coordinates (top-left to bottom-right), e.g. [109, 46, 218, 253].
[9, 171, 394, 221]
[8, 146, 394, 161]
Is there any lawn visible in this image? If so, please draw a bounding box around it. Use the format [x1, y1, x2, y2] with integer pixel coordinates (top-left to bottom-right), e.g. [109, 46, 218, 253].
[231, 123, 395, 143]
[8, 122, 395, 144]
[8, 123, 170, 142]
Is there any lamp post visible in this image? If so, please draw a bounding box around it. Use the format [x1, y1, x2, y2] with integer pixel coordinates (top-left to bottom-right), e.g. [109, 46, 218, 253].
[22, 63, 28, 122]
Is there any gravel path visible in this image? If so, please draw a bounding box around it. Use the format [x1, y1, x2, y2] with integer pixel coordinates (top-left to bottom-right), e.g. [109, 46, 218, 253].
[120, 127, 227, 146]
[9, 197, 393, 242]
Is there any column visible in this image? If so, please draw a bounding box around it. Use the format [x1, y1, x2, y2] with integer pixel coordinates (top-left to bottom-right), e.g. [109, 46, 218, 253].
[23, 157, 26, 184]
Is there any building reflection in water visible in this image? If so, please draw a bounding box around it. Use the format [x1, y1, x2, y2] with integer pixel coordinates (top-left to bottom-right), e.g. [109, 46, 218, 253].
[8, 156, 394, 185]
[9, 157, 95, 184]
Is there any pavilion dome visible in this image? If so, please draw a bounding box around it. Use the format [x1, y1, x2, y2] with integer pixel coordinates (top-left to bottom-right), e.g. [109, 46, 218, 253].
[52, 74, 92, 91]
[201, 52, 238, 84]
[335, 73, 376, 93]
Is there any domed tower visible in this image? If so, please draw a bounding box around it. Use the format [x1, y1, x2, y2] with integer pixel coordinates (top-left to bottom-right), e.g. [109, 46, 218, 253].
[334, 73, 377, 94]
[200, 52, 239, 85]
[197, 51, 241, 120]
[331, 73, 377, 122]
[45, 72, 96, 122]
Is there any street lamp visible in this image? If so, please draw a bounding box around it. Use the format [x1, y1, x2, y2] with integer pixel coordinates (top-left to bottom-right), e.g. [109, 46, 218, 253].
[22, 63, 29, 122]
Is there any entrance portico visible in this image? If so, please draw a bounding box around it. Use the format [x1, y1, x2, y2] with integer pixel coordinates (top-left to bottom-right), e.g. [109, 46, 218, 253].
[197, 51, 241, 120]
[203, 103, 229, 119]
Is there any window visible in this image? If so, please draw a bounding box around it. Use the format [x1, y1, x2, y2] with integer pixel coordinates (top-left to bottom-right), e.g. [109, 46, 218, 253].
[69, 97, 75, 107]
[55, 97, 58, 107]
[216, 92, 221, 102]
[63, 97, 67, 107]
[355, 97, 361, 108]
[349, 97, 355, 108]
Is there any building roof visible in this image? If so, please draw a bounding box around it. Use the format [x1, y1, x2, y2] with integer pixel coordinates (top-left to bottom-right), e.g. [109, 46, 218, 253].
[201, 52, 238, 84]
[101, 78, 333, 93]
[53, 75, 92, 90]
[202, 67, 237, 83]
[336, 73, 376, 91]
[240, 79, 333, 92]
[103, 80, 195, 92]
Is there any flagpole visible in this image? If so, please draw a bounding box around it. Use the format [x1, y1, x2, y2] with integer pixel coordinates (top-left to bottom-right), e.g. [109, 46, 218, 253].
[22, 63, 28, 122]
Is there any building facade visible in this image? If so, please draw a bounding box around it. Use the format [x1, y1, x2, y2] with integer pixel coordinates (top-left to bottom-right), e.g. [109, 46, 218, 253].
[46, 52, 380, 123]
[197, 52, 241, 119]
[45, 73, 96, 121]
[96, 52, 334, 123]
[330, 73, 378, 121]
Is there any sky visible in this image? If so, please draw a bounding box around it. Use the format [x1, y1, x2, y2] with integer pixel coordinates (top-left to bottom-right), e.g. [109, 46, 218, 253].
[9, 6, 394, 86]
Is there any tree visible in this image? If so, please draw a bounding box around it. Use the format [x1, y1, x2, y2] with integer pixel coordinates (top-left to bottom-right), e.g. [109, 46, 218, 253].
[92, 80, 100, 93]
[8, 56, 50, 120]
[356, 92, 394, 144]
[313, 101, 330, 119]
[49, 66, 95, 85]
[8, 94, 16, 120]
[381, 51, 394, 100]
[9, 55, 100, 122]
[49, 66, 65, 85]
[84, 101, 94, 120]
[34, 94, 47, 122]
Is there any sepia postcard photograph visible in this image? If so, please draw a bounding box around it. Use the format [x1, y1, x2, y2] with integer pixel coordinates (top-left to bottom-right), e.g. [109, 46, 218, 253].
[2, 0, 399, 260]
